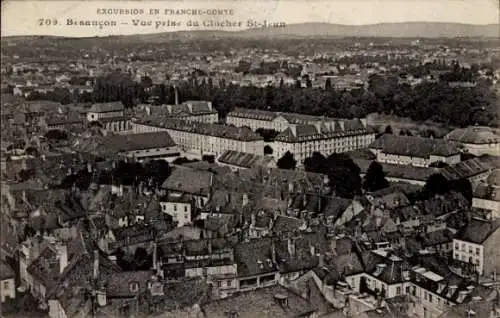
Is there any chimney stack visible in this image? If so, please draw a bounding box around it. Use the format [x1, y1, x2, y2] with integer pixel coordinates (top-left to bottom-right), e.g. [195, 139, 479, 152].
[287, 237, 296, 257]
[174, 86, 179, 105]
[57, 244, 68, 274]
[93, 250, 99, 281]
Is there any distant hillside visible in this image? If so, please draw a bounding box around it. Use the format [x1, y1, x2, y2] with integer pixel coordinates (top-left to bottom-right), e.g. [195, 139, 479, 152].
[1, 22, 498, 43]
[238, 22, 500, 38]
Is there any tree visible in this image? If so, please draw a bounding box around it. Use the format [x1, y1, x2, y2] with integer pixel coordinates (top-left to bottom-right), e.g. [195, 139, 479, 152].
[45, 129, 68, 140]
[429, 161, 449, 168]
[264, 145, 273, 155]
[325, 154, 362, 199]
[384, 125, 393, 134]
[279, 77, 284, 88]
[363, 161, 389, 192]
[325, 78, 332, 90]
[277, 151, 296, 170]
[303, 152, 326, 173]
[451, 178, 473, 204]
[424, 173, 451, 196]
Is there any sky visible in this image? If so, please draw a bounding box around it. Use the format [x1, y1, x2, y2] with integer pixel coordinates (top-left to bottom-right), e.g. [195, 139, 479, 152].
[1, 0, 499, 37]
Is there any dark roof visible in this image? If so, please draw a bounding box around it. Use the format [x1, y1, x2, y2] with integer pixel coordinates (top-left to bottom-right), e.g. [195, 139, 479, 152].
[455, 218, 500, 244]
[135, 118, 263, 142]
[97, 131, 176, 154]
[218, 150, 275, 169]
[275, 119, 369, 143]
[473, 183, 500, 201]
[88, 102, 124, 113]
[161, 167, 213, 196]
[0, 260, 15, 280]
[369, 134, 460, 158]
[272, 215, 306, 234]
[234, 238, 277, 277]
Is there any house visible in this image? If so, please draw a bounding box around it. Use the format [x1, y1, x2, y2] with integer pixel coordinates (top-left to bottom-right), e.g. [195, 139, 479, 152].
[368, 134, 461, 167]
[452, 217, 500, 276]
[0, 260, 15, 303]
[441, 155, 500, 185]
[140, 100, 219, 124]
[472, 170, 500, 219]
[159, 194, 193, 227]
[445, 126, 500, 156]
[86, 102, 124, 122]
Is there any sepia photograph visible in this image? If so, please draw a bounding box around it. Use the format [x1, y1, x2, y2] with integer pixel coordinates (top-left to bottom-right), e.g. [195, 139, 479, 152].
[1, 0, 500, 317]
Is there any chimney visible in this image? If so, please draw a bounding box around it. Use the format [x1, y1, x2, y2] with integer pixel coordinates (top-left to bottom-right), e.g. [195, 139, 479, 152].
[174, 86, 179, 105]
[310, 244, 316, 257]
[93, 250, 99, 281]
[242, 193, 249, 207]
[152, 241, 157, 270]
[251, 213, 256, 227]
[318, 253, 325, 267]
[287, 237, 296, 257]
[57, 244, 68, 274]
[330, 239, 337, 256]
[271, 240, 277, 265]
[207, 101, 213, 111]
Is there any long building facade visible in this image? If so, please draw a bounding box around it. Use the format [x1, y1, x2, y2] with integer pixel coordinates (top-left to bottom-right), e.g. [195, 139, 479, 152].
[273, 119, 376, 165]
[132, 118, 264, 157]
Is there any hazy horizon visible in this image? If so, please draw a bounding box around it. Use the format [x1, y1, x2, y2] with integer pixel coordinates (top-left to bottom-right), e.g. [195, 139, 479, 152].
[1, 0, 499, 37]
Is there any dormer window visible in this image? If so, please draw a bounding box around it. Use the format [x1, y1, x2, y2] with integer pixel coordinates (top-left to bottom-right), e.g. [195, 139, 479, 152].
[129, 282, 139, 293]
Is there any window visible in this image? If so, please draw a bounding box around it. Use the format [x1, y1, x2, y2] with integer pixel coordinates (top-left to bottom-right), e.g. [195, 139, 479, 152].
[216, 281, 222, 287]
[396, 287, 401, 295]
[424, 292, 428, 300]
[405, 286, 410, 294]
[184, 206, 188, 212]
[3, 280, 10, 289]
[476, 248, 480, 255]
[461, 243, 465, 251]
[429, 294, 433, 303]
[227, 280, 232, 287]
[173, 204, 177, 212]
[129, 282, 139, 293]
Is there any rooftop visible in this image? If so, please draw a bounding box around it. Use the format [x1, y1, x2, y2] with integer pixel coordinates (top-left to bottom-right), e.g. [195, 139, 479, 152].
[369, 134, 460, 158]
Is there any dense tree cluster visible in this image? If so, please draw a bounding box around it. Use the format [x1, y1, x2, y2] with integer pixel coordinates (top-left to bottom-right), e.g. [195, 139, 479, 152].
[362, 161, 389, 192]
[59, 159, 171, 190]
[276, 151, 296, 170]
[303, 152, 362, 199]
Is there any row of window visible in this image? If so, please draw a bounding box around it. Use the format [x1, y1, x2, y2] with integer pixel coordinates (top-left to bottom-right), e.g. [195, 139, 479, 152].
[454, 242, 480, 255]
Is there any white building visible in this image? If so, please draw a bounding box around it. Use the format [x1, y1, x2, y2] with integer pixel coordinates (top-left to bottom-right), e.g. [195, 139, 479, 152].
[86, 102, 125, 122]
[159, 194, 192, 227]
[132, 119, 264, 157]
[0, 260, 15, 303]
[369, 134, 461, 167]
[139, 101, 219, 124]
[452, 217, 500, 276]
[273, 119, 375, 165]
[445, 126, 500, 157]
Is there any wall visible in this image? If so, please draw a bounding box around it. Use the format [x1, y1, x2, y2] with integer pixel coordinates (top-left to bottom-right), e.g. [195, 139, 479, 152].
[483, 228, 500, 277]
[160, 201, 191, 227]
[48, 299, 68, 318]
[452, 239, 484, 275]
[0, 278, 15, 302]
[472, 198, 500, 219]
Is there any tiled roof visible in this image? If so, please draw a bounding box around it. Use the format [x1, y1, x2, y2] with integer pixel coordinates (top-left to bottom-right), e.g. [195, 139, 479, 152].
[473, 183, 500, 201]
[202, 285, 316, 318]
[88, 102, 124, 113]
[218, 150, 275, 169]
[455, 217, 500, 244]
[442, 156, 499, 181]
[369, 134, 460, 158]
[227, 108, 278, 121]
[135, 118, 263, 142]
